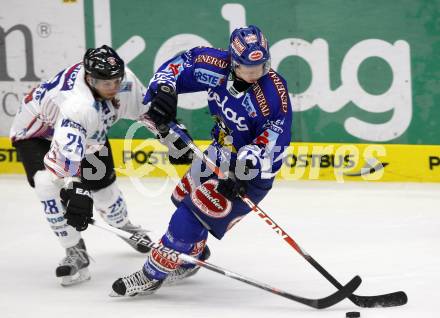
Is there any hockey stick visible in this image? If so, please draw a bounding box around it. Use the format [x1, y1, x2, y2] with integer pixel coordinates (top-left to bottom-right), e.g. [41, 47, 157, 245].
[90, 219, 360, 309]
[166, 122, 407, 308]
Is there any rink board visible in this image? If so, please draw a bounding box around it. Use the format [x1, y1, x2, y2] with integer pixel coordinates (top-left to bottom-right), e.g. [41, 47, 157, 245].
[2, 137, 440, 182]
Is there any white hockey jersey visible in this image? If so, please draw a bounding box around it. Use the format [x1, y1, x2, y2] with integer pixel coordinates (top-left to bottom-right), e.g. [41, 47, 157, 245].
[10, 63, 149, 178]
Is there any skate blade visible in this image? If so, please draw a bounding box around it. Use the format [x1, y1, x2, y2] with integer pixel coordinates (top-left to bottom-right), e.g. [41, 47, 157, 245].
[109, 290, 125, 297]
[163, 268, 200, 286]
[60, 268, 91, 286]
[108, 289, 156, 297]
[163, 275, 185, 286]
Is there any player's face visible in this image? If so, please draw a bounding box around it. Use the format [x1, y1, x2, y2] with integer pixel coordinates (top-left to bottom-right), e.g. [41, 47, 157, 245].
[234, 64, 265, 83]
[88, 76, 123, 99]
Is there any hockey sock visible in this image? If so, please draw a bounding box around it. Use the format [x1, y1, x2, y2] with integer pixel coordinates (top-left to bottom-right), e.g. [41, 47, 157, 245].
[34, 170, 81, 248]
[143, 203, 208, 280]
[92, 182, 129, 228]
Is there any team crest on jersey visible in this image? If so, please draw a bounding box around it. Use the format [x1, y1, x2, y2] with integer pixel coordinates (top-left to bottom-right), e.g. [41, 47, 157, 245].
[190, 179, 232, 218]
[242, 94, 257, 118]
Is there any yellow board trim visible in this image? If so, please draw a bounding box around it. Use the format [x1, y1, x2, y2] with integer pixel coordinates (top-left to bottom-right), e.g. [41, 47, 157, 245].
[2, 137, 440, 182]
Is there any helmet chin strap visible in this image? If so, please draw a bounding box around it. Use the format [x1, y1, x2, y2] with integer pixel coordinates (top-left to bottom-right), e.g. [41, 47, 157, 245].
[226, 72, 253, 98]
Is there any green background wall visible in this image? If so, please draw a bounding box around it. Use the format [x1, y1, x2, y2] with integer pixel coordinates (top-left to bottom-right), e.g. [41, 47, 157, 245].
[84, 0, 440, 144]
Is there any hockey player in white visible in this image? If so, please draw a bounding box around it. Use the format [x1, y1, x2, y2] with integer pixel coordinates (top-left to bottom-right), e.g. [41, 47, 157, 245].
[9, 45, 190, 286]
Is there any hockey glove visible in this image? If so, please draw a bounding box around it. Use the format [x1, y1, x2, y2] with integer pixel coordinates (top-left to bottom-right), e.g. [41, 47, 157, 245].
[216, 158, 257, 201]
[216, 172, 248, 201]
[158, 123, 194, 165]
[147, 84, 177, 127]
[60, 182, 93, 231]
[168, 135, 194, 164]
[168, 125, 194, 165]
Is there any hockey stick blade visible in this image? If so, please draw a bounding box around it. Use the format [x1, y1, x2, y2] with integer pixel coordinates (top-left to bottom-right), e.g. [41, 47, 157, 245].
[350, 291, 408, 308]
[90, 219, 360, 309]
[166, 122, 408, 308]
[306, 275, 361, 309]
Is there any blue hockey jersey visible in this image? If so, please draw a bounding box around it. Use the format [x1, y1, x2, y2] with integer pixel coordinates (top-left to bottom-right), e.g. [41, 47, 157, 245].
[144, 47, 292, 188]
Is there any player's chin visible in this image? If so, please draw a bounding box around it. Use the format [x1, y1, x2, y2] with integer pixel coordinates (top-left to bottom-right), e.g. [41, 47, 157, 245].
[101, 92, 118, 100]
[240, 77, 258, 84]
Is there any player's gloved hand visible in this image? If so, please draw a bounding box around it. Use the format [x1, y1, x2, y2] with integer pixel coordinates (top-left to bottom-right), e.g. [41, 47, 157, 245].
[217, 158, 257, 200]
[158, 122, 193, 165]
[147, 84, 177, 127]
[168, 135, 193, 164]
[217, 172, 248, 201]
[60, 182, 93, 231]
[169, 124, 193, 165]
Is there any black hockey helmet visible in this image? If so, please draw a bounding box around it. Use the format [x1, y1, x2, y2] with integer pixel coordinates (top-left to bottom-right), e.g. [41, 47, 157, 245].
[83, 45, 125, 80]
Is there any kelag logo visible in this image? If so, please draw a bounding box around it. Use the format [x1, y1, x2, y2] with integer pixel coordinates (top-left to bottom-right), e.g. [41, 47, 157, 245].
[88, 1, 415, 143]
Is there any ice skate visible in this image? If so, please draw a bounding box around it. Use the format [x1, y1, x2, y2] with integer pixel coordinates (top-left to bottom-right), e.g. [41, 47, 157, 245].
[118, 221, 152, 253]
[111, 269, 163, 297]
[55, 239, 90, 286]
[164, 245, 211, 286]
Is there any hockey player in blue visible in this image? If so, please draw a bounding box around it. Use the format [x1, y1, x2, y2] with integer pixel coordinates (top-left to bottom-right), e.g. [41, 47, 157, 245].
[112, 25, 293, 296]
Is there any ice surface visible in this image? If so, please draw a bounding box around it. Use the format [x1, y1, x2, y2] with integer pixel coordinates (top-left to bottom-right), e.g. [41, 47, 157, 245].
[1, 175, 439, 318]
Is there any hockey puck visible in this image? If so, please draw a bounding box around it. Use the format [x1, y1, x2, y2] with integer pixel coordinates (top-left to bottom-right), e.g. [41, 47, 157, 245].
[346, 312, 360, 318]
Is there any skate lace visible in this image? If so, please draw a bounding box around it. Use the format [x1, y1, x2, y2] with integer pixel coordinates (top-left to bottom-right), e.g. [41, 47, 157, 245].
[123, 270, 151, 289]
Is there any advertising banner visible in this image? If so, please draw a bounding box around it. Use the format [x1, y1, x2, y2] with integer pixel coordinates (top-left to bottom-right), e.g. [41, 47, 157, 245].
[2, 1, 440, 182]
[2, 136, 440, 182]
[0, 0, 85, 136]
[82, 0, 440, 144]
[2, 1, 440, 145]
